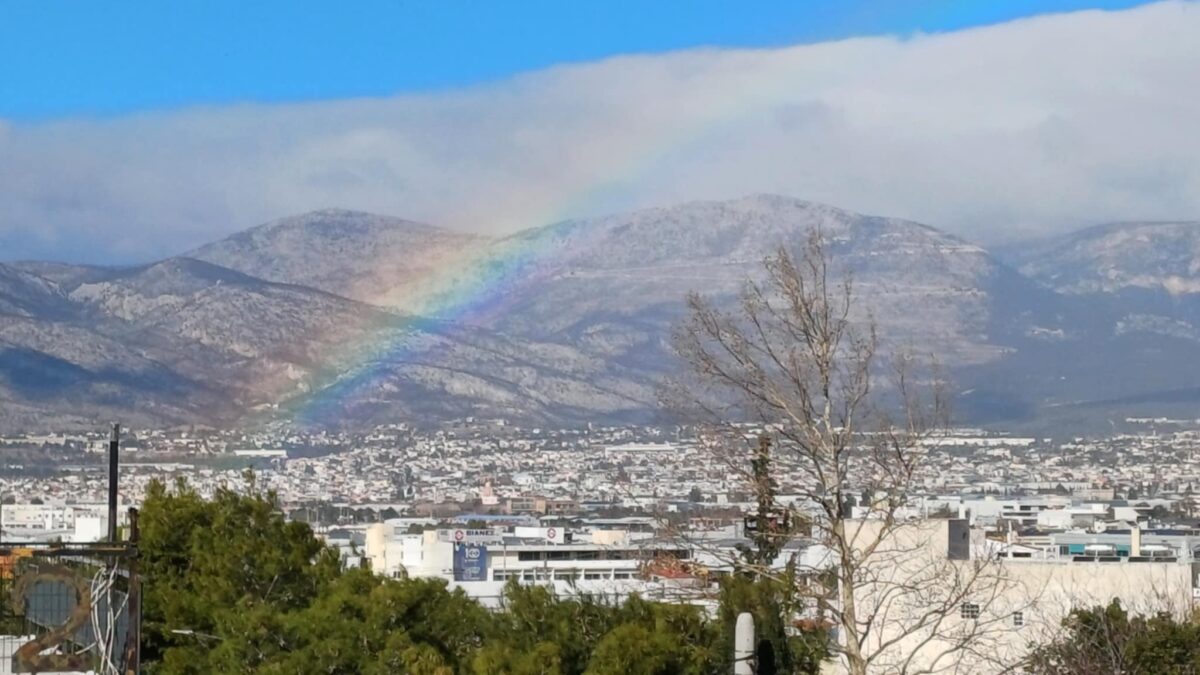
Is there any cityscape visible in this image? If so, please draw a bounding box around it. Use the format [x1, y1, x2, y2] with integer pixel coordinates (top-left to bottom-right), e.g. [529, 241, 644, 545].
[3, 1, 1200, 673]
[6, 417, 1200, 671]
[7, 420, 1200, 517]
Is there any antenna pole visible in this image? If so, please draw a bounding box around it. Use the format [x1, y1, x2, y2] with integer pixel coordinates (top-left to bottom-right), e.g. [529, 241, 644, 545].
[108, 423, 120, 542]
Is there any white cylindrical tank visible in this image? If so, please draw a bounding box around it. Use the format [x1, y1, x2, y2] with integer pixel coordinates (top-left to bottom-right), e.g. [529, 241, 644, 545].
[734, 612, 755, 675]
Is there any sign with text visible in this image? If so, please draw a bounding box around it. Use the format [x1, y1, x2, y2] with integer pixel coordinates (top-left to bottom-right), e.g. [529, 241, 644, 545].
[453, 544, 489, 581]
[437, 529, 502, 545]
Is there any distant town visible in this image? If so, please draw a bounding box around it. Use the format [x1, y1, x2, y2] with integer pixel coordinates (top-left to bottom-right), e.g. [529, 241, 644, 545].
[6, 419, 1200, 620]
[7, 419, 1200, 512]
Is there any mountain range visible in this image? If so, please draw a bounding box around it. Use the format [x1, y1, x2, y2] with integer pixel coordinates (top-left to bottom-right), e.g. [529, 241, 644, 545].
[3, 195, 1199, 433]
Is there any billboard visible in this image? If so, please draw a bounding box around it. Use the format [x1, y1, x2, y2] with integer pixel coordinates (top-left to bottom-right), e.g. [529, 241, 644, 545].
[453, 543, 489, 581]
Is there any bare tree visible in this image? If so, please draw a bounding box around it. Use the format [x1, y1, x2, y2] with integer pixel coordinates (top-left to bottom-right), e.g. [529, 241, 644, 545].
[667, 230, 1022, 674]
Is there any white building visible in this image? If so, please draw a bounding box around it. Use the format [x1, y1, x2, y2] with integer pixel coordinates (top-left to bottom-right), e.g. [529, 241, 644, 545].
[831, 519, 1200, 674]
[0, 503, 128, 543]
[365, 522, 699, 607]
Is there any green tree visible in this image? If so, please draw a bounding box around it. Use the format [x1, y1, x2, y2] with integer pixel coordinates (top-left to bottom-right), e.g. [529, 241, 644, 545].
[137, 478, 821, 674]
[245, 569, 489, 674]
[1026, 599, 1200, 674]
[140, 477, 341, 672]
[140, 478, 499, 674]
[489, 582, 617, 673]
[714, 573, 826, 675]
[584, 624, 680, 675]
[582, 601, 716, 675]
[745, 435, 785, 567]
[484, 583, 718, 675]
[472, 641, 564, 675]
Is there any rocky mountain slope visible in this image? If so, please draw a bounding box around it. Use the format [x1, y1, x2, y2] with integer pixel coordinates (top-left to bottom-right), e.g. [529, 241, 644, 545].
[476, 195, 1062, 368]
[1003, 221, 1200, 295]
[0, 263, 77, 319]
[979, 221, 1200, 425]
[999, 221, 1200, 352]
[5, 197, 1200, 432]
[0, 255, 661, 431]
[188, 209, 487, 309]
[0, 261, 233, 430]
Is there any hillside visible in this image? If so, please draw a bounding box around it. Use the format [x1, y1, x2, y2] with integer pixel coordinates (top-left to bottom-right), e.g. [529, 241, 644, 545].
[188, 209, 488, 308]
[6, 197, 1200, 431]
[1002, 221, 1200, 295]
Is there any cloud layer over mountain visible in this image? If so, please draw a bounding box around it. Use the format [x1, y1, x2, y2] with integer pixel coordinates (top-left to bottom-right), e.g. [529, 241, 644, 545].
[1, 1, 1197, 262]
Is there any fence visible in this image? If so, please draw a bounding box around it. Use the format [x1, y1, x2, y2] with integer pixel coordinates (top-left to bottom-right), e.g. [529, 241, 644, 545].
[0, 535, 139, 674]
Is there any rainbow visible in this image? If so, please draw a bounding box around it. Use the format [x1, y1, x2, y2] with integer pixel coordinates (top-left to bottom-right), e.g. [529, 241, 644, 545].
[280, 216, 622, 426]
[279, 69, 795, 424]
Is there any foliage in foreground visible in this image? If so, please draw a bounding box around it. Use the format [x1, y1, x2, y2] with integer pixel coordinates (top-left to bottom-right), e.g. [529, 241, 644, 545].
[139, 479, 827, 674]
[1025, 599, 1200, 675]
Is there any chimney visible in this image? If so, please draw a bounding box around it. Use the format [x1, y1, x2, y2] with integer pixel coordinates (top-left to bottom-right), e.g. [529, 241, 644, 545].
[108, 423, 120, 543]
[1130, 525, 1142, 558]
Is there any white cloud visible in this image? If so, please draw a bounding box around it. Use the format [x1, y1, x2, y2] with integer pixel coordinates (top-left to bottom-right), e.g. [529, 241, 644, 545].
[1, 1, 1198, 262]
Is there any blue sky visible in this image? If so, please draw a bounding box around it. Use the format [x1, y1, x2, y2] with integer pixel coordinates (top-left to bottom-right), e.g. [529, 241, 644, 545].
[1, 0, 1194, 263]
[0, 0, 1154, 121]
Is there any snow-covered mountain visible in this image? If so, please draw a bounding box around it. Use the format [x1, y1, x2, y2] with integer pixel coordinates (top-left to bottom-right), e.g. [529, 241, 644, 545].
[188, 209, 487, 308]
[471, 195, 1068, 377]
[978, 221, 1200, 424]
[0, 260, 236, 431]
[0, 256, 661, 431]
[5, 197, 1200, 432]
[1003, 221, 1200, 295]
[997, 222, 1200, 348]
[0, 263, 76, 319]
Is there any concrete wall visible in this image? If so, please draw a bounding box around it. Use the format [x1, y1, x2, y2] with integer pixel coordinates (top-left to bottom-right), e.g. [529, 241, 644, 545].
[830, 519, 1195, 674]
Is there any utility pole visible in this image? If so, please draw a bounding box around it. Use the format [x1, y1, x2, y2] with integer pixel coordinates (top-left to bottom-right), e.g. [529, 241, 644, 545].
[108, 422, 120, 542]
[123, 507, 141, 675]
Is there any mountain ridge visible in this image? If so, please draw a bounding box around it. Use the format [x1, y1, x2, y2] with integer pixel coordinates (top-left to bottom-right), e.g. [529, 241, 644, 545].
[188, 209, 488, 308]
[1000, 220, 1200, 295]
[5, 196, 1200, 432]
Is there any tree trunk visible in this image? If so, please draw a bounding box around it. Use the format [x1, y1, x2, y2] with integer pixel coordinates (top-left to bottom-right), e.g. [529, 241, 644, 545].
[836, 520, 868, 675]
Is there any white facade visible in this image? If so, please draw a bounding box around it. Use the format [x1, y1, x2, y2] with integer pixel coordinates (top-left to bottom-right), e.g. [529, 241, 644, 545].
[832, 519, 1200, 674]
[0, 503, 126, 542]
[365, 523, 699, 607]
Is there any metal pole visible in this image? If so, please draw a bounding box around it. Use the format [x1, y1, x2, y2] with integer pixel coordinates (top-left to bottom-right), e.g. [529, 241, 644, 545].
[123, 507, 141, 674]
[108, 423, 120, 542]
[734, 611, 755, 675]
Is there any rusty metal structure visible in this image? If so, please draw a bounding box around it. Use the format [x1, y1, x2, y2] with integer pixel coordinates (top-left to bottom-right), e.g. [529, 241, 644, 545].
[0, 513, 141, 674]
